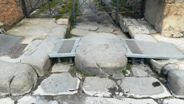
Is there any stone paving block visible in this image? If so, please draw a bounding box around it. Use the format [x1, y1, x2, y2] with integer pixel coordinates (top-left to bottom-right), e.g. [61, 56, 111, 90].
[18, 96, 58, 104]
[56, 18, 69, 25]
[75, 23, 98, 31]
[118, 77, 171, 98]
[34, 73, 80, 95]
[134, 34, 157, 42]
[131, 64, 153, 77]
[7, 18, 67, 43]
[163, 98, 184, 104]
[21, 37, 61, 76]
[70, 28, 97, 37]
[82, 77, 117, 97]
[168, 70, 184, 98]
[0, 61, 37, 96]
[51, 63, 71, 73]
[0, 98, 14, 104]
[85, 97, 158, 104]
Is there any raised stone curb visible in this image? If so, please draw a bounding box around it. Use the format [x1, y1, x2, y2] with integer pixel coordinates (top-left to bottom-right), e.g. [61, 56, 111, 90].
[168, 70, 184, 98]
[21, 37, 61, 76]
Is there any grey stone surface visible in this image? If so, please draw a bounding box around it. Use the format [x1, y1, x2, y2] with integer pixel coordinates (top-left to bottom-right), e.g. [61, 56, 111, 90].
[124, 39, 184, 59]
[75, 23, 98, 31]
[85, 97, 158, 104]
[70, 28, 97, 37]
[34, 73, 80, 95]
[82, 77, 117, 97]
[56, 18, 69, 25]
[21, 37, 61, 76]
[120, 18, 157, 37]
[163, 98, 184, 104]
[145, 0, 164, 32]
[51, 63, 71, 73]
[112, 73, 124, 80]
[0, 98, 14, 104]
[18, 96, 58, 104]
[118, 77, 170, 98]
[7, 18, 67, 43]
[131, 64, 152, 77]
[0, 61, 37, 96]
[75, 33, 127, 76]
[134, 34, 157, 42]
[168, 70, 184, 97]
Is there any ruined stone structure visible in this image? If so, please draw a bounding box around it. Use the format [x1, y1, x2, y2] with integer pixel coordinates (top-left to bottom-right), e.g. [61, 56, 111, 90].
[0, 0, 23, 29]
[145, 0, 184, 37]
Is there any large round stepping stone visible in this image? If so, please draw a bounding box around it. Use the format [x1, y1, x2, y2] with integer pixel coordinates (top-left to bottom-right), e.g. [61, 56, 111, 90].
[34, 73, 80, 95]
[75, 33, 127, 75]
[0, 61, 37, 96]
[118, 77, 171, 98]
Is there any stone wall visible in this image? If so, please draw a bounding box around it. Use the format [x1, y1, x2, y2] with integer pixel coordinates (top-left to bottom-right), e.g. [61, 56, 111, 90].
[145, 0, 184, 37]
[0, 0, 24, 29]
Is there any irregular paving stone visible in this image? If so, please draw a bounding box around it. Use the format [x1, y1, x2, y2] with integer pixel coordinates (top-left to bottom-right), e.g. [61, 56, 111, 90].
[18, 96, 58, 104]
[51, 63, 71, 73]
[7, 18, 67, 43]
[134, 34, 157, 42]
[163, 98, 184, 104]
[85, 97, 158, 104]
[75, 23, 98, 31]
[112, 73, 124, 80]
[70, 28, 97, 37]
[34, 73, 80, 95]
[82, 77, 117, 97]
[21, 37, 61, 76]
[131, 64, 152, 77]
[0, 61, 37, 96]
[0, 98, 14, 104]
[118, 77, 171, 98]
[75, 33, 127, 76]
[56, 18, 69, 25]
[168, 70, 184, 97]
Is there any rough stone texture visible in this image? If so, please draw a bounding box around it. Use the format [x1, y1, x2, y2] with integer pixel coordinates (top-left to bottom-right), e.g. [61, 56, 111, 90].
[145, 0, 184, 37]
[51, 63, 71, 73]
[0, 98, 14, 104]
[85, 97, 158, 104]
[131, 64, 151, 77]
[75, 33, 127, 76]
[18, 96, 58, 104]
[168, 70, 184, 97]
[0, 0, 23, 29]
[56, 18, 69, 25]
[120, 17, 157, 36]
[0, 61, 37, 96]
[150, 59, 184, 75]
[82, 77, 117, 97]
[7, 18, 67, 43]
[134, 34, 157, 42]
[118, 77, 171, 98]
[21, 37, 60, 76]
[34, 73, 80, 95]
[163, 98, 184, 104]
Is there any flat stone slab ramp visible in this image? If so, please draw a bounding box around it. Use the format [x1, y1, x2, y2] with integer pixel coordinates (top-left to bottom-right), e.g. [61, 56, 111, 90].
[124, 39, 184, 59]
[49, 38, 80, 58]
